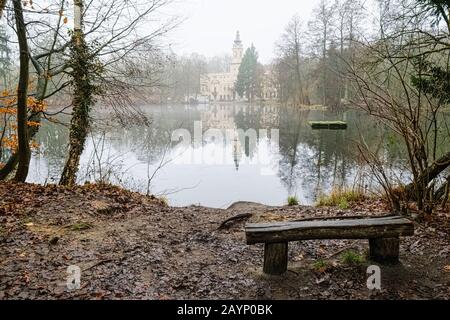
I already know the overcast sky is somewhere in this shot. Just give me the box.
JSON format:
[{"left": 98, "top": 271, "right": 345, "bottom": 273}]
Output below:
[{"left": 169, "top": 0, "right": 321, "bottom": 63}]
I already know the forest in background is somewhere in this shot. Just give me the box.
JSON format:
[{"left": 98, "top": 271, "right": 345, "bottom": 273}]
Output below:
[{"left": 0, "top": 0, "right": 449, "bottom": 216}]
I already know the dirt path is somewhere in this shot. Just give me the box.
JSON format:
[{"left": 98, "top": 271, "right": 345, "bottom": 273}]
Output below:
[{"left": 0, "top": 182, "right": 449, "bottom": 299}]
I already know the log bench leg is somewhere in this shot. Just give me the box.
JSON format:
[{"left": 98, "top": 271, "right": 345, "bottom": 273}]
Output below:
[
  {"left": 263, "top": 242, "right": 288, "bottom": 275},
  {"left": 369, "top": 237, "right": 400, "bottom": 263}
]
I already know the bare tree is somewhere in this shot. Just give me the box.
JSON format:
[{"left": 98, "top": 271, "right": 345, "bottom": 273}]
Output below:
[
  {"left": 59, "top": 0, "right": 179, "bottom": 186},
  {"left": 275, "top": 15, "right": 310, "bottom": 106},
  {"left": 308, "top": 0, "right": 335, "bottom": 106},
  {"left": 348, "top": 0, "right": 450, "bottom": 213},
  {"left": 0, "top": 0, "right": 73, "bottom": 180},
  {"left": 333, "top": 0, "right": 366, "bottom": 103}
]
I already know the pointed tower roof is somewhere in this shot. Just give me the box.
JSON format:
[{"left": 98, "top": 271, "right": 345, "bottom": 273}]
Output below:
[{"left": 234, "top": 31, "right": 242, "bottom": 46}]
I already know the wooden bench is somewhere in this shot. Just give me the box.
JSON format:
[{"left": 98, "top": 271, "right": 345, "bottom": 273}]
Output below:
[{"left": 245, "top": 215, "right": 414, "bottom": 275}]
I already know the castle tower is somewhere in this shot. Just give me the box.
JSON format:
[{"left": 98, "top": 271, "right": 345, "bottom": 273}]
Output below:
[{"left": 231, "top": 31, "right": 243, "bottom": 76}]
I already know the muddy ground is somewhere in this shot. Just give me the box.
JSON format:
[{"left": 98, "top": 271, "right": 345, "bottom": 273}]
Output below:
[{"left": 0, "top": 182, "right": 449, "bottom": 300}]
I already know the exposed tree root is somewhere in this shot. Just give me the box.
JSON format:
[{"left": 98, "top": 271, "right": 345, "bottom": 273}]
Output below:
[{"left": 217, "top": 213, "right": 252, "bottom": 230}]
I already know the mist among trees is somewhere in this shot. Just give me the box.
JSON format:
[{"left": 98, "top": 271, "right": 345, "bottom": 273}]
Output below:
[{"left": 0, "top": 0, "right": 449, "bottom": 213}]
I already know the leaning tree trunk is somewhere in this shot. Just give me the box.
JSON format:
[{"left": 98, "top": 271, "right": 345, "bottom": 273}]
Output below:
[
  {"left": 434, "top": 174, "right": 450, "bottom": 202},
  {"left": 13, "top": 0, "right": 31, "bottom": 182},
  {"left": 404, "top": 151, "right": 450, "bottom": 200},
  {"left": 0, "top": 153, "right": 19, "bottom": 180},
  {"left": 0, "top": 79, "right": 46, "bottom": 181},
  {"left": 59, "top": 0, "right": 93, "bottom": 187}
]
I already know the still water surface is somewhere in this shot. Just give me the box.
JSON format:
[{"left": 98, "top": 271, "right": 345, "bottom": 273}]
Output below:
[{"left": 28, "top": 104, "right": 412, "bottom": 208}]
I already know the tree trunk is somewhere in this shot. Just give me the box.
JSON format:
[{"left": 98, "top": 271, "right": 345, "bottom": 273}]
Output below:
[
  {"left": 0, "top": 9, "right": 56, "bottom": 181},
  {"left": 434, "top": 174, "right": 450, "bottom": 201},
  {"left": 0, "top": 153, "right": 19, "bottom": 180},
  {"left": 322, "top": 25, "right": 327, "bottom": 107},
  {"left": 0, "top": 96, "right": 43, "bottom": 180},
  {"left": 0, "top": 0, "right": 6, "bottom": 18},
  {"left": 59, "top": 0, "right": 93, "bottom": 187},
  {"left": 404, "top": 151, "right": 450, "bottom": 199},
  {"left": 13, "top": 0, "right": 31, "bottom": 182}
]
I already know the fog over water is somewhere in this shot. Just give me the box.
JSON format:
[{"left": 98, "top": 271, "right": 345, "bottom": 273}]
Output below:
[{"left": 27, "top": 104, "right": 425, "bottom": 208}]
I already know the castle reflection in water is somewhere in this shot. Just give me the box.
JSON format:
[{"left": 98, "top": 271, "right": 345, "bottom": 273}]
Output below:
[{"left": 29, "top": 103, "right": 425, "bottom": 207}]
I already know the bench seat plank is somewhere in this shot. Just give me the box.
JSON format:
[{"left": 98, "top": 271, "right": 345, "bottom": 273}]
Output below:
[{"left": 246, "top": 216, "right": 414, "bottom": 244}]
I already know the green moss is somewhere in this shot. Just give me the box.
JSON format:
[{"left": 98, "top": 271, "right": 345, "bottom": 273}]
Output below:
[
  {"left": 309, "top": 121, "right": 347, "bottom": 125},
  {"left": 309, "top": 121, "right": 347, "bottom": 130}
]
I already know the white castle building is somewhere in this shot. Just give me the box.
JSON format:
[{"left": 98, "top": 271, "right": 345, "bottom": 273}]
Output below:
[{"left": 199, "top": 31, "right": 278, "bottom": 103}]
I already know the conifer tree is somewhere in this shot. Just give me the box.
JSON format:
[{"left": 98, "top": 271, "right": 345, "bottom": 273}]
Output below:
[{"left": 235, "top": 45, "right": 262, "bottom": 102}]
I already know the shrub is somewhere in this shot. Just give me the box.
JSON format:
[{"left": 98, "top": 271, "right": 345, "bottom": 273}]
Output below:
[
  {"left": 341, "top": 250, "right": 364, "bottom": 265},
  {"left": 159, "top": 196, "right": 169, "bottom": 206},
  {"left": 338, "top": 198, "right": 349, "bottom": 210},
  {"left": 316, "top": 188, "right": 365, "bottom": 208},
  {"left": 287, "top": 196, "right": 299, "bottom": 206},
  {"left": 313, "top": 259, "right": 329, "bottom": 273}
]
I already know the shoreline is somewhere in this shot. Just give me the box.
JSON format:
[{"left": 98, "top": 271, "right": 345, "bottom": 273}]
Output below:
[
  {"left": 1, "top": 181, "right": 448, "bottom": 299},
  {"left": 45, "top": 101, "right": 333, "bottom": 111}
]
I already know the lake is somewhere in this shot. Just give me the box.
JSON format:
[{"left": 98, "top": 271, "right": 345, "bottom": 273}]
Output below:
[{"left": 28, "top": 104, "right": 419, "bottom": 208}]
